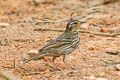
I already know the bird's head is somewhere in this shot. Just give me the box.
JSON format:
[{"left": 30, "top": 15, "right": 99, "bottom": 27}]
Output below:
[{"left": 65, "top": 19, "right": 81, "bottom": 32}]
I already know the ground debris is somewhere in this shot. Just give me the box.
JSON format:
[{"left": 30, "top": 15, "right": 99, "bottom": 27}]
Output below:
[{"left": 0, "top": 68, "right": 21, "bottom": 80}]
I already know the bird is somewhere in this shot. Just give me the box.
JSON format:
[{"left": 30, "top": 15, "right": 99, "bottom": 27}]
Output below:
[{"left": 22, "top": 19, "right": 82, "bottom": 68}]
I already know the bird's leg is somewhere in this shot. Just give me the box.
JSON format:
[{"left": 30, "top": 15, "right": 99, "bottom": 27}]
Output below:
[
  {"left": 52, "top": 57, "right": 58, "bottom": 68},
  {"left": 63, "top": 54, "right": 74, "bottom": 69},
  {"left": 51, "top": 57, "right": 63, "bottom": 71},
  {"left": 43, "top": 57, "right": 54, "bottom": 69},
  {"left": 52, "top": 57, "right": 56, "bottom": 63}
]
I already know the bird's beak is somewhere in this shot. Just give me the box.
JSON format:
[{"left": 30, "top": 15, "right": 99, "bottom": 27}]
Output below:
[{"left": 78, "top": 20, "right": 86, "bottom": 24}]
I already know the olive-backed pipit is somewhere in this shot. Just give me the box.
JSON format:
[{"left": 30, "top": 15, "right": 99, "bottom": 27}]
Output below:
[{"left": 22, "top": 19, "right": 81, "bottom": 68}]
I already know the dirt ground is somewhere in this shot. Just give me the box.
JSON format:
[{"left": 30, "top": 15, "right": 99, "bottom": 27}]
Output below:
[{"left": 0, "top": 0, "right": 120, "bottom": 80}]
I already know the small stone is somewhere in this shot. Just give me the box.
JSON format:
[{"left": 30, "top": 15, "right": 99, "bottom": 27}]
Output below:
[
  {"left": 89, "top": 75, "right": 96, "bottom": 80},
  {"left": 100, "top": 28, "right": 107, "bottom": 32},
  {"left": 0, "top": 38, "right": 11, "bottom": 46},
  {"left": 89, "top": 34, "right": 95, "bottom": 37},
  {"left": 88, "top": 46, "right": 95, "bottom": 50},
  {"left": 98, "top": 72, "right": 106, "bottom": 77},
  {"left": 33, "top": 0, "right": 44, "bottom": 6},
  {"left": 21, "top": 50, "right": 39, "bottom": 61},
  {"left": 96, "top": 77, "right": 107, "bottom": 80},
  {"left": 22, "top": 76, "right": 32, "bottom": 80},
  {"left": 116, "top": 64, "right": 120, "bottom": 71},
  {"left": 0, "top": 23, "right": 10, "bottom": 28}
]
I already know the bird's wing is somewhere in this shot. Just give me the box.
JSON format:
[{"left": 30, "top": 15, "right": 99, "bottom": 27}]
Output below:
[
  {"left": 22, "top": 41, "right": 72, "bottom": 64},
  {"left": 22, "top": 33, "right": 73, "bottom": 64},
  {"left": 40, "top": 32, "right": 74, "bottom": 51}
]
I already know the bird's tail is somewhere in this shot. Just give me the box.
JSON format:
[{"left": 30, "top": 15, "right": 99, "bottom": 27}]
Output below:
[{"left": 22, "top": 52, "right": 45, "bottom": 64}]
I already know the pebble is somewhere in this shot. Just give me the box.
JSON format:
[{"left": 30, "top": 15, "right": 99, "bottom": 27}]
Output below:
[
  {"left": 0, "top": 38, "right": 11, "bottom": 46},
  {"left": 33, "top": 0, "right": 44, "bottom": 5},
  {"left": 116, "top": 64, "right": 120, "bottom": 71},
  {"left": 0, "top": 23, "right": 10, "bottom": 28},
  {"left": 96, "top": 77, "right": 107, "bottom": 80},
  {"left": 89, "top": 76, "right": 96, "bottom": 80},
  {"left": 21, "top": 50, "right": 39, "bottom": 61},
  {"left": 83, "top": 76, "right": 107, "bottom": 80}
]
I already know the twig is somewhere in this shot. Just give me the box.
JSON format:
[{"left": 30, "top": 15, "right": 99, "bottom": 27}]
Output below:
[
  {"left": 103, "top": 0, "right": 119, "bottom": 4},
  {"left": 105, "top": 50, "right": 120, "bottom": 55},
  {"left": 25, "top": 72, "right": 41, "bottom": 75},
  {"left": 16, "top": 65, "right": 30, "bottom": 73},
  {"left": 78, "top": 15, "right": 93, "bottom": 22},
  {"left": 82, "top": 6, "right": 104, "bottom": 17},
  {"left": 34, "top": 28, "right": 64, "bottom": 32},
  {"left": 1, "top": 66, "right": 13, "bottom": 69},
  {"left": 11, "top": 5, "right": 104, "bottom": 25},
  {"left": 13, "top": 57, "right": 16, "bottom": 69},
  {"left": 78, "top": 30, "right": 120, "bottom": 37},
  {"left": 35, "top": 6, "right": 103, "bottom": 23},
  {"left": 35, "top": 18, "right": 70, "bottom": 23},
  {"left": 34, "top": 28, "right": 120, "bottom": 37},
  {"left": 35, "top": 14, "right": 93, "bottom": 23},
  {"left": 13, "top": 39, "right": 31, "bottom": 42},
  {"left": 0, "top": 69, "right": 21, "bottom": 80}
]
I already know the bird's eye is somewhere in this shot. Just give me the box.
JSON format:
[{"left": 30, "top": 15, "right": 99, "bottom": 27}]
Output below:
[{"left": 74, "top": 22, "right": 78, "bottom": 24}]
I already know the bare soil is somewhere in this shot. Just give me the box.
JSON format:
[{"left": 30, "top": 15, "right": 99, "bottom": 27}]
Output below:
[{"left": 0, "top": 0, "right": 120, "bottom": 80}]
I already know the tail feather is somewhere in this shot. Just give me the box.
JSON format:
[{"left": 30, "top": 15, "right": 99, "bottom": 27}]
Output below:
[{"left": 22, "top": 53, "right": 45, "bottom": 64}]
